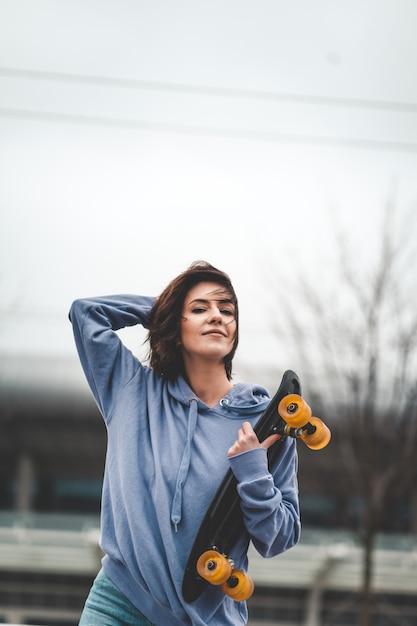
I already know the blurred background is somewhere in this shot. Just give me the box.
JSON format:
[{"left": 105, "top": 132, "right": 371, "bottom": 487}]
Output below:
[{"left": 1, "top": 1, "right": 416, "bottom": 624}]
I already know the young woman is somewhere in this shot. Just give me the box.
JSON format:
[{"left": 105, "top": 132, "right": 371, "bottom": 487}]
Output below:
[{"left": 69, "top": 261, "right": 300, "bottom": 626}]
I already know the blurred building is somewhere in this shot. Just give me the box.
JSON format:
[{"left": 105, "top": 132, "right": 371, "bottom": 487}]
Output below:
[{"left": 0, "top": 354, "right": 416, "bottom": 625}]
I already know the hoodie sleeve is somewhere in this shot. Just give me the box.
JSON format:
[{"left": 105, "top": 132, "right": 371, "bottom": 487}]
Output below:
[
  {"left": 69, "top": 295, "right": 155, "bottom": 420},
  {"left": 228, "top": 437, "right": 300, "bottom": 558}
]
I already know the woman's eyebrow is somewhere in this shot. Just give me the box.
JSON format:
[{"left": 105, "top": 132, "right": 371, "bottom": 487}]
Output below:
[
  {"left": 188, "top": 298, "right": 209, "bottom": 305},
  {"left": 188, "top": 298, "right": 234, "bottom": 305}
]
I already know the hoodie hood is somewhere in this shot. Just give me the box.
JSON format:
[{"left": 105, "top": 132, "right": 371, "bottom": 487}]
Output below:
[{"left": 167, "top": 375, "right": 270, "bottom": 415}]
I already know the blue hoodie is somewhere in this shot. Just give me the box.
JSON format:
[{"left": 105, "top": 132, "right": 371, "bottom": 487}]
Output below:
[{"left": 69, "top": 295, "right": 300, "bottom": 625}]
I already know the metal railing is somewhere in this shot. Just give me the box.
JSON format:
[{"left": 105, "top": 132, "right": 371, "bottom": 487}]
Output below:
[{"left": 0, "top": 514, "right": 416, "bottom": 625}]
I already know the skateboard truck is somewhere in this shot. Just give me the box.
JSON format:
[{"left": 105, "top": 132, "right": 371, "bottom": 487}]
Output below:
[
  {"left": 278, "top": 394, "right": 331, "bottom": 450},
  {"left": 196, "top": 549, "right": 254, "bottom": 601}
]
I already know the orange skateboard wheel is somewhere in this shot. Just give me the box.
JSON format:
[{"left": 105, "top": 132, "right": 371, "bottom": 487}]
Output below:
[
  {"left": 278, "top": 394, "right": 312, "bottom": 428},
  {"left": 221, "top": 569, "right": 254, "bottom": 601},
  {"left": 301, "top": 416, "right": 331, "bottom": 450},
  {"left": 197, "top": 550, "right": 232, "bottom": 584}
]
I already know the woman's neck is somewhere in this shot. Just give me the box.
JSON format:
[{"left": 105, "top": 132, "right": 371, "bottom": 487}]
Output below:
[{"left": 184, "top": 363, "right": 233, "bottom": 408}]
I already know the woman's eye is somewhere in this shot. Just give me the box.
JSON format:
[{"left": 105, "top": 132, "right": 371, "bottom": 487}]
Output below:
[
  {"left": 221, "top": 309, "right": 234, "bottom": 316},
  {"left": 191, "top": 307, "right": 206, "bottom": 314}
]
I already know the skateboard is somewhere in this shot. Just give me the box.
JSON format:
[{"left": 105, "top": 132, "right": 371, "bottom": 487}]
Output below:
[{"left": 182, "top": 370, "right": 330, "bottom": 603}]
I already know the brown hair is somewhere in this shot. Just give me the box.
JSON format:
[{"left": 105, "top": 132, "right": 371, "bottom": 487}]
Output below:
[{"left": 147, "top": 261, "right": 239, "bottom": 381}]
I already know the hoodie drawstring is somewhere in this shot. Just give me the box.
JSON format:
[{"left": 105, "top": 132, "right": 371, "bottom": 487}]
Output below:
[{"left": 171, "top": 397, "right": 198, "bottom": 531}]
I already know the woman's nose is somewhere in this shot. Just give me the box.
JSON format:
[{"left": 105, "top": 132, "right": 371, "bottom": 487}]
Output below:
[{"left": 209, "top": 308, "right": 222, "bottom": 322}]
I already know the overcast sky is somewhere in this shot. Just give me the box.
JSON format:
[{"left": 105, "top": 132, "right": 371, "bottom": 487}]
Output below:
[{"left": 1, "top": 0, "right": 417, "bottom": 391}]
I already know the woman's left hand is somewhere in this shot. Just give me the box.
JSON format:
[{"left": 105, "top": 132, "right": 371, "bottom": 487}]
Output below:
[{"left": 227, "top": 421, "right": 280, "bottom": 458}]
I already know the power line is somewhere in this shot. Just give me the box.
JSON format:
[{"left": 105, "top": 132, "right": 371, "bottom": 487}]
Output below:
[
  {"left": 1, "top": 106, "right": 417, "bottom": 154},
  {"left": 1, "top": 66, "right": 417, "bottom": 113}
]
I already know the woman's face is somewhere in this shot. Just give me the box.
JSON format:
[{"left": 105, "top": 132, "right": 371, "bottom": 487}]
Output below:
[{"left": 180, "top": 282, "right": 237, "bottom": 364}]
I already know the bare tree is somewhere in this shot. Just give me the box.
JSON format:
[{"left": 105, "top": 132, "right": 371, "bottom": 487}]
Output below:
[{"left": 266, "top": 201, "right": 417, "bottom": 626}]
